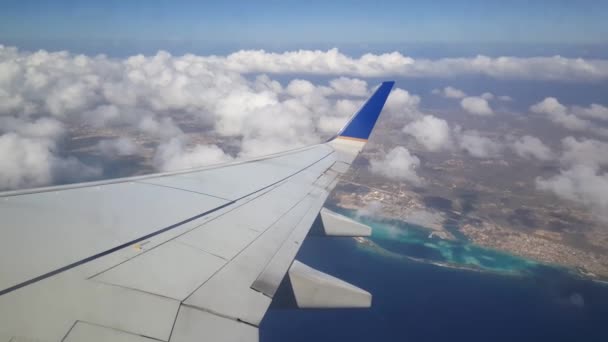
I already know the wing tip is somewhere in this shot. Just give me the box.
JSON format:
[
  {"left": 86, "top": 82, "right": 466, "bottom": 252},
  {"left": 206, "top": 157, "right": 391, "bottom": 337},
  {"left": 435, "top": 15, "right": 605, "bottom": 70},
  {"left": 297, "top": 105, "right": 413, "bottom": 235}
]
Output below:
[{"left": 332, "top": 81, "right": 395, "bottom": 142}]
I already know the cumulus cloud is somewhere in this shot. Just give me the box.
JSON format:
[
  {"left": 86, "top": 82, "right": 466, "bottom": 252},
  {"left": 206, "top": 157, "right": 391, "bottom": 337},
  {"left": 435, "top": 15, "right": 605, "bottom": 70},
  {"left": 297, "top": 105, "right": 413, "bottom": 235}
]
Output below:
[
  {"left": 402, "top": 115, "right": 452, "bottom": 151},
  {"left": 535, "top": 136, "right": 608, "bottom": 221},
  {"left": 433, "top": 86, "right": 466, "bottom": 99},
  {"left": 369, "top": 146, "right": 423, "bottom": 185},
  {"left": 153, "top": 137, "right": 233, "bottom": 171},
  {"left": 531, "top": 98, "right": 608, "bottom": 137},
  {"left": 435, "top": 88, "right": 513, "bottom": 105},
  {"left": 96, "top": 137, "right": 139, "bottom": 157},
  {"left": 460, "top": 96, "right": 494, "bottom": 116},
  {"left": 455, "top": 129, "right": 503, "bottom": 158},
  {"left": 328, "top": 77, "right": 369, "bottom": 97},
  {"left": 559, "top": 136, "right": 608, "bottom": 169},
  {"left": 383, "top": 88, "right": 421, "bottom": 117},
  {"left": 536, "top": 165, "right": 608, "bottom": 221},
  {"left": 510, "top": 135, "right": 554, "bottom": 161},
  {"left": 530, "top": 97, "right": 589, "bottom": 130},
  {"left": 0, "top": 133, "right": 100, "bottom": 189},
  {"left": 572, "top": 103, "right": 608, "bottom": 121},
  {"left": 0, "top": 117, "right": 65, "bottom": 140},
  {"left": 0, "top": 133, "right": 56, "bottom": 189},
  {"left": 0, "top": 116, "right": 101, "bottom": 188},
  {"left": 480, "top": 92, "right": 495, "bottom": 100},
  {"left": 480, "top": 92, "right": 512, "bottom": 102}
]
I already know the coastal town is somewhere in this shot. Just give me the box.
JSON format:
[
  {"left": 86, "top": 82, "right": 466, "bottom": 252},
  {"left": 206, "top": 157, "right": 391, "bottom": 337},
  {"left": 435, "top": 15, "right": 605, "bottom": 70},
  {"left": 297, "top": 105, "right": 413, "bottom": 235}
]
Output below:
[{"left": 330, "top": 168, "right": 608, "bottom": 280}]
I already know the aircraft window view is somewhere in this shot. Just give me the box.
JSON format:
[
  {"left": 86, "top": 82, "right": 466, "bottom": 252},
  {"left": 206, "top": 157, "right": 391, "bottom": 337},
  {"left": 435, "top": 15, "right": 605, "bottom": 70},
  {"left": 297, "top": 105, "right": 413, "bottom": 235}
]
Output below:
[{"left": 1, "top": 1, "right": 608, "bottom": 341}]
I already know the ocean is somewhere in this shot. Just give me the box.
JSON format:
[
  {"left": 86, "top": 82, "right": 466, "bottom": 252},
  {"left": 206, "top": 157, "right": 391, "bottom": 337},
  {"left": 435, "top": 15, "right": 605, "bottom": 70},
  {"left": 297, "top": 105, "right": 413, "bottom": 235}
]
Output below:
[{"left": 260, "top": 211, "right": 608, "bottom": 342}]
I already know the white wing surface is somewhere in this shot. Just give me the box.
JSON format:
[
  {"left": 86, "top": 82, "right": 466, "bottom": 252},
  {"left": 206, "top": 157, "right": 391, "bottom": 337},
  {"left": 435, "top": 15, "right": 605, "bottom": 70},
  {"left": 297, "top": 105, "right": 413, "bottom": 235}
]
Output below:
[{"left": 0, "top": 81, "right": 395, "bottom": 342}]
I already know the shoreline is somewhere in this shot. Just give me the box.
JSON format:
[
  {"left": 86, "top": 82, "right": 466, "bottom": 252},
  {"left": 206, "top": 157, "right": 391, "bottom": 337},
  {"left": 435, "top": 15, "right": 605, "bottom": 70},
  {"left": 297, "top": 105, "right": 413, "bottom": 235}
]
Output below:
[
  {"left": 352, "top": 236, "right": 528, "bottom": 278},
  {"left": 338, "top": 206, "right": 608, "bottom": 284}
]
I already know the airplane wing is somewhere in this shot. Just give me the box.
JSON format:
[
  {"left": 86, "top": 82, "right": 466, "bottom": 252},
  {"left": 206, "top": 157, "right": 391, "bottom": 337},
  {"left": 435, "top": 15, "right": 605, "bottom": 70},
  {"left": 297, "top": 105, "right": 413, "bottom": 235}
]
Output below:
[{"left": 0, "top": 81, "right": 395, "bottom": 342}]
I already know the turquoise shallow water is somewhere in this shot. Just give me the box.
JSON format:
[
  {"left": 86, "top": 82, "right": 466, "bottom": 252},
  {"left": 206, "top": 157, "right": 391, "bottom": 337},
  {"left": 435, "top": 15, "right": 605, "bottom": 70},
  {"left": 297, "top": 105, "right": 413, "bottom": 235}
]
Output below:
[{"left": 347, "top": 209, "right": 543, "bottom": 275}]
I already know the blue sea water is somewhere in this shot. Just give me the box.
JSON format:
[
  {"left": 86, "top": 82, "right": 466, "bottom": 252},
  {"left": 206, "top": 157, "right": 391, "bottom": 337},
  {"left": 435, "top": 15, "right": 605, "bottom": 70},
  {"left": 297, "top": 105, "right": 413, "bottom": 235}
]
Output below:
[{"left": 260, "top": 212, "right": 608, "bottom": 342}]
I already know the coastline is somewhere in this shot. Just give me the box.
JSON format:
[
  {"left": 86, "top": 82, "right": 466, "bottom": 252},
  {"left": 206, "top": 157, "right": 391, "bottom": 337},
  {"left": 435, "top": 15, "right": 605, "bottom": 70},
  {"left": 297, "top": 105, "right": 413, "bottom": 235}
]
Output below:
[{"left": 333, "top": 204, "right": 608, "bottom": 284}]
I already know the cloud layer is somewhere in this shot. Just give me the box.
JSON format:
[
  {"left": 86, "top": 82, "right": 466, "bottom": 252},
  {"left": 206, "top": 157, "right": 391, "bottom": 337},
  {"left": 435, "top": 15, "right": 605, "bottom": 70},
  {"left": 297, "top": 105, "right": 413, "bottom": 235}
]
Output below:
[
  {"left": 0, "top": 46, "right": 389, "bottom": 189},
  {"left": 1, "top": 44, "right": 608, "bottom": 225},
  {"left": 213, "top": 48, "right": 608, "bottom": 81}
]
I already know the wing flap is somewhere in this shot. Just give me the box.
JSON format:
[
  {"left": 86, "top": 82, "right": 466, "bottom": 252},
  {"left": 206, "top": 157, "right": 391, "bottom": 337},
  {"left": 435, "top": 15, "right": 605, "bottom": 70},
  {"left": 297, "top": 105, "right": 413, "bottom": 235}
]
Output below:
[
  {"left": 251, "top": 187, "right": 328, "bottom": 297},
  {"left": 289, "top": 260, "right": 371, "bottom": 308}
]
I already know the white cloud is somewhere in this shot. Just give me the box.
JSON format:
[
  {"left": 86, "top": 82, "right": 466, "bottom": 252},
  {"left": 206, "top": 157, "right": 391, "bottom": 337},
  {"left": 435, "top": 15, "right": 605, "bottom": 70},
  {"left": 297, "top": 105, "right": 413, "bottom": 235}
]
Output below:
[
  {"left": 572, "top": 103, "right": 608, "bottom": 121},
  {"left": 480, "top": 92, "right": 495, "bottom": 100},
  {"left": 213, "top": 48, "right": 608, "bottom": 81},
  {"left": 97, "top": 137, "right": 139, "bottom": 157},
  {"left": 138, "top": 116, "right": 183, "bottom": 139},
  {"left": 328, "top": 77, "right": 369, "bottom": 97},
  {"left": 383, "top": 88, "right": 421, "bottom": 117},
  {"left": 535, "top": 136, "right": 608, "bottom": 221},
  {"left": 402, "top": 115, "right": 452, "bottom": 151},
  {"left": 434, "top": 86, "right": 466, "bottom": 99},
  {"left": 0, "top": 117, "right": 65, "bottom": 140},
  {"left": 456, "top": 130, "right": 503, "bottom": 158},
  {"left": 285, "top": 79, "right": 317, "bottom": 97},
  {"left": 369, "top": 146, "right": 422, "bottom": 185},
  {"left": 530, "top": 97, "right": 589, "bottom": 131},
  {"left": 480, "top": 92, "right": 512, "bottom": 101},
  {"left": 437, "top": 88, "right": 513, "bottom": 104},
  {"left": 559, "top": 136, "right": 608, "bottom": 169},
  {"left": 318, "top": 116, "right": 349, "bottom": 134},
  {"left": 530, "top": 97, "right": 567, "bottom": 115},
  {"left": 153, "top": 137, "right": 233, "bottom": 171},
  {"left": 0, "top": 133, "right": 100, "bottom": 189},
  {"left": 0, "top": 133, "right": 55, "bottom": 189},
  {"left": 510, "top": 135, "right": 554, "bottom": 161},
  {"left": 460, "top": 96, "right": 494, "bottom": 116},
  {"left": 536, "top": 165, "right": 608, "bottom": 222}
]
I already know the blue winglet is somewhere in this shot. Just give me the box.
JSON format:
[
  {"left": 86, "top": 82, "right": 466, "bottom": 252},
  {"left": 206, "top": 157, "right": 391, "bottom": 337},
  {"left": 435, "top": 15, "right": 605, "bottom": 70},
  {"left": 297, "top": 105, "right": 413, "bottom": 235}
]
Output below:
[{"left": 334, "top": 81, "right": 395, "bottom": 141}]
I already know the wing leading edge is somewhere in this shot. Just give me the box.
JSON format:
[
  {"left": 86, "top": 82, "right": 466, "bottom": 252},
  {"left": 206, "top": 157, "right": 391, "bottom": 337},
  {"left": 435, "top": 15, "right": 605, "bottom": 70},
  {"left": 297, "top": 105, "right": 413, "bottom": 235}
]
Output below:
[{"left": 0, "top": 81, "right": 395, "bottom": 341}]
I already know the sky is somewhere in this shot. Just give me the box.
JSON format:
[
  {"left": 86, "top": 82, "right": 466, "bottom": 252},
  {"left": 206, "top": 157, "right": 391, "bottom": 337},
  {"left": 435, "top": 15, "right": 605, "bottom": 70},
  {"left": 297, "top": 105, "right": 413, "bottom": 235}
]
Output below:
[{"left": 1, "top": 0, "right": 607, "bottom": 56}]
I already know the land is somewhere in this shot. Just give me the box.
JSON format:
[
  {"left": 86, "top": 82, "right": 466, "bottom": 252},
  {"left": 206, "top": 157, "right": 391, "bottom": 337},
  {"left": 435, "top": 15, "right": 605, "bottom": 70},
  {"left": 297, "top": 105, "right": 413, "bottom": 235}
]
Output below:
[{"left": 329, "top": 115, "right": 608, "bottom": 280}]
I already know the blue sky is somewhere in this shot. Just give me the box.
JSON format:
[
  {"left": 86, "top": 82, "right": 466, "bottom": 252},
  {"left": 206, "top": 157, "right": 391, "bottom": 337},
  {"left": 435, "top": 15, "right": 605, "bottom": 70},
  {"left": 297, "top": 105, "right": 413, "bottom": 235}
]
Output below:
[{"left": 1, "top": 0, "right": 607, "bottom": 52}]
